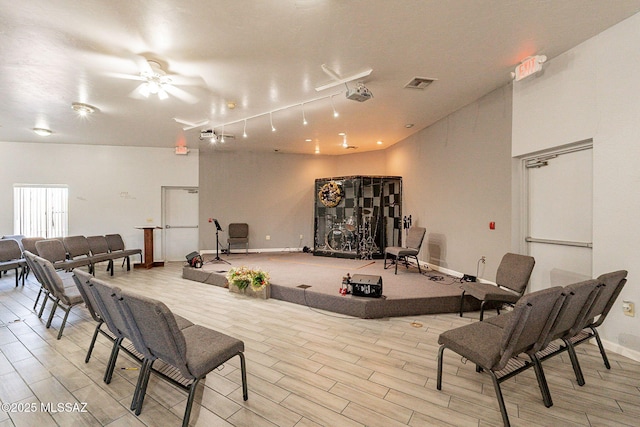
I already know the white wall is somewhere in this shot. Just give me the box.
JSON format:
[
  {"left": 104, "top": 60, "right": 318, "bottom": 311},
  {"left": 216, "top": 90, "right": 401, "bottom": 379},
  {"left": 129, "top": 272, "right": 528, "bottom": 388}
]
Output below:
[
  {"left": 512, "top": 13, "right": 640, "bottom": 358},
  {"left": 386, "top": 86, "right": 513, "bottom": 280},
  {"left": 0, "top": 142, "right": 198, "bottom": 258}
]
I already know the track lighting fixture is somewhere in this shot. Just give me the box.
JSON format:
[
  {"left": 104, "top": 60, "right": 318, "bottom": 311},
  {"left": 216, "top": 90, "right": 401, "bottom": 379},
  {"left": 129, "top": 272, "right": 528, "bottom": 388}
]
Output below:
[{"left": 203, "top": 90, "right": 350, "bottom": 140}]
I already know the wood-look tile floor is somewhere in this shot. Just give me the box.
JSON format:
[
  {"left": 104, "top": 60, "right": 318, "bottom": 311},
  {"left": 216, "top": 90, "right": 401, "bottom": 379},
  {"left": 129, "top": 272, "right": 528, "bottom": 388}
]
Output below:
[{"left": 0, "top": 262, "right": 639, "bottom": 426}]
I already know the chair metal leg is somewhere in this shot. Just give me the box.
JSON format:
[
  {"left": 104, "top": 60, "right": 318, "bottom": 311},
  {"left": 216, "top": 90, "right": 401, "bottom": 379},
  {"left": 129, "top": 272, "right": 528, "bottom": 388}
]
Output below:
[
  {"left": 38, "top": 291, "right": 50, "bottom": 318},
  {"left": 239, "top": 352, "right": 248, "bottom": 400},
  {"left": 46, "top": 298, "right": 60, "bottom": 328},
  {"left": 414, "top": 255, "right": 422, "bottom": 274},
  {"left": 33, "top": 286, "right": 44, "bottom": 310},
  {"left": 134, "top": 359, "right": 155, "bottom": 415},
  {"left": 479, "top": 300, "right": 487, "bottom": 321},
  {"left": 57, "top": 306, "right": 72, "bottom": 339},
  {"left": 591, "top": 327, "right": 611, "bottom": 369},
  {"left": 436, "top": 345, "right": 445, "bottom": 390},
  {"left": 530, "top": 353, "right": 553, "bottom": 407},
  {"left": 105, "top": 337, "right": 123, "bottom": 383},
  {"left": 459, "top": 291, "right": 466, "bottom": 317},
  {"left": 563, "top": 339, "right": 586, "bottom": 386},
  {"left": 182, "top": 378, "right": 201, "bottom": 427},
  {"left": 489, "top": 371, "right": 511, "bottom": 427},
  {"left": 85, "top": 323, "right": 103, "bottom": 363}
]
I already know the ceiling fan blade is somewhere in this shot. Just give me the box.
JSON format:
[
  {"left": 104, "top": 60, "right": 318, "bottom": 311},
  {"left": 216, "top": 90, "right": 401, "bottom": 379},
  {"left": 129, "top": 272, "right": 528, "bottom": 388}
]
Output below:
[
  {"left": 174, "top": 118, "right": 210, "bottom": 130},
  {"left": 128, "top": 83, "right": 149, "bottom": 99},
  {"left": 103, "top": 71, "right": 145, "bottom": 81},
  {"left": 164, "top": 84, "right": 199, "bottom": 104}
]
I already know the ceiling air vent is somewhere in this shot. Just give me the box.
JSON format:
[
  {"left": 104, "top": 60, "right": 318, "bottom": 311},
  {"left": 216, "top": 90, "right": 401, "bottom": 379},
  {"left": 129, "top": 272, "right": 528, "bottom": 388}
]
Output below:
[{"left": 404, "top": 77, "right": 436, "bottom": 90}]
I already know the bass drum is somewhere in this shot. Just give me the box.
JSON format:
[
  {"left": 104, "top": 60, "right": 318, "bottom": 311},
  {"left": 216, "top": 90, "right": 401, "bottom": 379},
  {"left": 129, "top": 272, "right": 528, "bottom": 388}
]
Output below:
[{"left": 326, "top": 227, "right": 355, "bottom": 252}]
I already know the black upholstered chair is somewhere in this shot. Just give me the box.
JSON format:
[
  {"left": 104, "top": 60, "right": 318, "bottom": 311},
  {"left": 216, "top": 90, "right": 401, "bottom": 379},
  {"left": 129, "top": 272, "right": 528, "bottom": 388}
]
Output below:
[
  {"left": 459, "top": 252, "right": 535, "bottom": 320},
  {"left": 437, "top": 286, "right": 565, "bottom": 427},
  {"left": 105, "top": 234, "right": 142, "bottom": 270},
  {"left": 114, "top": 288, "right": 248, "bottom": 426},
  {"left": 383, "top": 226, "right": 426, "bottom": 274},
  {"left": 227, "top": 223, "right": 249, "bottom": 254},
  {"left": 0, "top": 238, "right": 27, "bottom": 287}
]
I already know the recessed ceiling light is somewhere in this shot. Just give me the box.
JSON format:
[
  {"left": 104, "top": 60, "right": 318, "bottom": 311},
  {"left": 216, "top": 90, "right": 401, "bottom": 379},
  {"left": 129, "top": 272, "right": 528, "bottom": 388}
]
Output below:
[
  {"left": 305, "top": 139, "right": 312, "bottom": 142},
  {"left": 71, "top": 102, "right": 97, "bottom": 116},
  {"left": 33, "top": 128, "right": 52, "bottom": 136},
  {"left": 405, "top": 123, "right": 414, "bottom": 128},
  {"left": 377, "top": 140, "right": 383, "bottom": 145}
]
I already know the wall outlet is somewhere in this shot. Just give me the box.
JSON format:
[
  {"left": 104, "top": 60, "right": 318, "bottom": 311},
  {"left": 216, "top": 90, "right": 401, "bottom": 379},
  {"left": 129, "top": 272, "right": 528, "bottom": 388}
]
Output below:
[
  {"left": 299, "top": 234, "right": 303, "bottom": 239},
  {"left": 266, "top": 235, "right": 271, "bottom": 240},
  {"left": 623, "top": 301, "right": 635, "bottom": 317}
]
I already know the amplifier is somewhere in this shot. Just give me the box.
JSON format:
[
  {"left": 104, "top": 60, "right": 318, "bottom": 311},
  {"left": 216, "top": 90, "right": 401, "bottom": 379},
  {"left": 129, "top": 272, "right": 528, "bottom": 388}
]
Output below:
[{"left": 350, "top": 274, "right": 383, "bottom": 298}]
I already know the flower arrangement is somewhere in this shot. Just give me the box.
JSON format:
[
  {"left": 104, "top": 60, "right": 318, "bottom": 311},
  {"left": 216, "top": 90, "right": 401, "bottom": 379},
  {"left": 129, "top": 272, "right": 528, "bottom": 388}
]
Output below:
[{"left": 226, "top": 266, "right": 270, "bottom": 291}]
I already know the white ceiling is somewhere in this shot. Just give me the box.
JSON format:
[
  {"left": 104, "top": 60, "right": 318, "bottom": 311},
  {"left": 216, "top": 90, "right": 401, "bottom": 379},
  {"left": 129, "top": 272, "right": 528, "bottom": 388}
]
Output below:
[{"left": 2, "top": 0, "right": 640, "bottom": 156}]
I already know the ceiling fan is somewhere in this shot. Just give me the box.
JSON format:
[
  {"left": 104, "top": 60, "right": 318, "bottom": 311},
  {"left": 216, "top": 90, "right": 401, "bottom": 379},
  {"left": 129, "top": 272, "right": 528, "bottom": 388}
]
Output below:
[{"left": 108, "top": 57, "right": 203, "bottom": 104}]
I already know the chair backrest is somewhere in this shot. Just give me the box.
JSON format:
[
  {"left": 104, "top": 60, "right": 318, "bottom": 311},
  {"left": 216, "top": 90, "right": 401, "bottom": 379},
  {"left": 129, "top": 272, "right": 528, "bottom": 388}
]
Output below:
[
  {"left": 0, "top": 239, "right": 23, "bottom": 261},
  {"left": 23, "top": 251, "right": 44, "bottom": 285},
  {"left": 228, "top": 223, "right": 249, "bottom": 239},
  {"left": 495, "top": 286, "right": 564, "bottom": 370},
  {"left": 21, "top": 237, "right": 44, "bottom": 255},
  {"left": 536, "top": 279, "right": 601, "bottom": 351},
  {"left": 63, "top": 236, "right": 92, "bottom": 259},
  {"left": 72, "top": 269, "right": 102, "bottom": 323},
  {"left": 33, "top": 255, "right": 68, "bottom": 297},
  {"left": 86, "top": 236, "right": 110, "bottom": 256},
  {"left": 35, "top": 239, "right": 68, "bottom": 263},
  {"left": 2, "top": 235, "right": 25, "bottom": 252},
  {"left": 578, "top": 270, "right": 628, "bottom": 331},
  {"left": 405, "top": 227, "right": 426, "bottom": 250},
  {"left": 105, "top": 234, "right": 126, "bottom": 252},
  {"left": 86, "top": 277, "right": 130, "bottom": 341},
  {"left": 495, "top": 253, "right": 536, "bottom": 295},
  {"left": 116, "top": 289, "right": 191, "bottom": 378}
]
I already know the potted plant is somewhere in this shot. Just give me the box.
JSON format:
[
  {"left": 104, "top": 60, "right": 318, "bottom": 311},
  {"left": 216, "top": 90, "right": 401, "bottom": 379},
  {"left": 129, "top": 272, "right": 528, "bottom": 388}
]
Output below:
[{"left": 226, "top": 266, "right": 270, "bottom": 299}]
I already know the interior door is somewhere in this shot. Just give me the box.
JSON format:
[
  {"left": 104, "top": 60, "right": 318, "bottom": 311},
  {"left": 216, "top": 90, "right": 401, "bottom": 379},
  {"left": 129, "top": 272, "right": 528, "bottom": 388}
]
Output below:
[
  {"left": 162, "top": 187, "right": 199, "bottom": 262},
  {"left": 525, "top": 143, "right": 593, "bottom": 292}
]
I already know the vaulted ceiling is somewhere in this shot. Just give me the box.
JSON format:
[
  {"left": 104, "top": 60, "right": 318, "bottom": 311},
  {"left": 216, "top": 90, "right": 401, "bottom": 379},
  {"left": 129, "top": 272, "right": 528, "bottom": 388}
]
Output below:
[{"left": 2, "top": 0, "right": 639, "bottom": 155}]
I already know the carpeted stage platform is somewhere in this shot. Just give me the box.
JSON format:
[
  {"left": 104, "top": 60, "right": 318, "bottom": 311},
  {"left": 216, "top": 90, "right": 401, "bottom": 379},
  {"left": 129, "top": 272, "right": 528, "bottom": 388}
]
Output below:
[{"left": 183, "top": 252, "right": 481, "bottom": 319}]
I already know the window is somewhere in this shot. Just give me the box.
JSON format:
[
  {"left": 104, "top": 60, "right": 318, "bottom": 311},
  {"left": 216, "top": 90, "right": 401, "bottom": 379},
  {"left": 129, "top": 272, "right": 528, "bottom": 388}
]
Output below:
[{"left": 14, "top": 185, "right": 69, "bottom": 238}]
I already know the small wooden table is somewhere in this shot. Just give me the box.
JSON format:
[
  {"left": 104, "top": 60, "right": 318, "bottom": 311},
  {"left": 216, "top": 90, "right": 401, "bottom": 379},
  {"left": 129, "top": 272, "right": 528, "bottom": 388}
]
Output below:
[{"left": 134, "top": 226, "right": 164, "bottom": 269}]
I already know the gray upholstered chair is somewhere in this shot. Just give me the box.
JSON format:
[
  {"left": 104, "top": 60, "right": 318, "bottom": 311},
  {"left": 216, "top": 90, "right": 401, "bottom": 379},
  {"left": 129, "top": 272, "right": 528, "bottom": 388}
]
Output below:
[
  {"left": 114, "top": 288, "right": 248, "bottom": 426},
  {"left": 437, "top": 286, "right": 565, "bottom": 427},
  {"left": 35, "top": 238, "right": 93, "bottom": 272},
  {"left": 459, "top": 252, "right": 535, "bottom": 321},
  {"left": 487, "top": 279, "right": 601, "bottom": 399},
  {"left": 32, "top": 254, "right": 85, "bottom": 339},
  {"left": 63, "top": 235, "right": 112, "bottom": 275},
  {"left": 105, "top": 234, "right": 142, "bottom": 270},
  {"left": 563, "top": 270, "right": 627, "bottom": 374},
  {"left": 80, "top": 274, "right": 194, "bottom": 391},
  {"left": 227, "top": 223, "right": 249, "bottom": 254},
  {"left": 21, "top": 237, "right": 44, "bottom": 255},
  {"left": 383, "top": 226, "right": 426, "bottom": 274},
  {"left": 0, "top": 238, "right": 27, "bottom": 287}
]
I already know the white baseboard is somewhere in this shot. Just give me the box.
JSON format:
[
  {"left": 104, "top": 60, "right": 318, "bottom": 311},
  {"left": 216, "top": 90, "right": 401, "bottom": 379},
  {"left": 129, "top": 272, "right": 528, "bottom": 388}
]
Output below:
[
  {"left": 600, "top": 338, "right": 640, "bottom": 363},
  {"left": 200, "top": 247, "right": 303, "bottom": 255}
]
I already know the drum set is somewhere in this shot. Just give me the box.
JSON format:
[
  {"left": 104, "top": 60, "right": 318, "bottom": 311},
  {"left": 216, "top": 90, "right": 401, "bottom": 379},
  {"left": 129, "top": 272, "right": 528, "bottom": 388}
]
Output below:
[{"left": 323, "top": 211, "right": 379, "bottom": 258}]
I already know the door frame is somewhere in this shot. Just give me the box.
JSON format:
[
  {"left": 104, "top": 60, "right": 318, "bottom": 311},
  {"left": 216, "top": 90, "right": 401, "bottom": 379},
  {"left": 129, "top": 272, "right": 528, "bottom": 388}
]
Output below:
[
  {"left": 519, "top": 138, "right": 593, "bottom": 255},
  {"left": 161, "top": 186, "right": 199, "bottom": 261}
]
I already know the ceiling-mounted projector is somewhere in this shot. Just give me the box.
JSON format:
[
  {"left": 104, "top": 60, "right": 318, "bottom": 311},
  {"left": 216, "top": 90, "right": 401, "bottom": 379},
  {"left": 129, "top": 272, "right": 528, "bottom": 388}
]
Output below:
[
  {"left": 346, "top": 83, "right": 372, "bottom": 102},
  {"left": 200, "top": 129, "right": 215, "bottom": 140}
]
